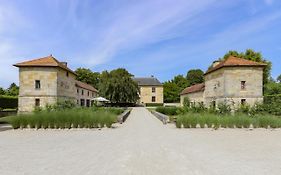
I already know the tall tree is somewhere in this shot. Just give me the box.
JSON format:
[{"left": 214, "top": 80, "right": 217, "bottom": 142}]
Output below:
[
  {"left": 75, "top": 68, "right": 100, "bottom": 88},
  {"left": 277, "top": 74, "right": 281, "bottom": 83},
  {"left": 6, "top": 83, "right": 19, "bottom": 96},
  {"left": 99, "top": 68, "right": 139, "bottom": 104},
  {"left": 0, "top": 87, "right": 5, "bottom": 95},
  {"left": 186, "top": 69, "right": 204, "bottom": 86},
  {"left": 163, "top": 81, "right": 180, "bottom": 103},
  {"left": 222, "top": 49, "right": 271, "bottom": 85}
]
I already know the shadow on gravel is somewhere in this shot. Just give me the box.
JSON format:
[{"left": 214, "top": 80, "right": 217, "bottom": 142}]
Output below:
[{"left": 0, "top": 124, "right": 12, "bottom": 132}]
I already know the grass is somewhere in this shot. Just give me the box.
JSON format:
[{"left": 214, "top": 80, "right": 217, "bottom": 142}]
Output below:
[
  {"left": 8, "top": 108, "right": 122, "bottom": 129},
  {"left": 176, "top": 112, "right": 281, "bottom": 129}
]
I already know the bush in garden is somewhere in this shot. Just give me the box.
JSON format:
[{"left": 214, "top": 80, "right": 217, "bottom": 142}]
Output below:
[{"left": 217, "top": 102, "right": 231, "bottom": 115}]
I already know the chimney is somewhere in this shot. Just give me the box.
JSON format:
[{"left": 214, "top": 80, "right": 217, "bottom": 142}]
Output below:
[
  {"left": 212, "top": 60, "right": 221, "bottom": 68},
  {"left": 151, "top": 75, "right": 154, "bottom": 78},
  {"left": 61, "top": 62, "right": 67, "bottom": 67}
]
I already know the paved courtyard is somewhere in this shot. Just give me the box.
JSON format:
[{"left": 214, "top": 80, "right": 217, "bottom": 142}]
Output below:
[{"left": 0, "top": 107, "right": 281, "bottom": 175}]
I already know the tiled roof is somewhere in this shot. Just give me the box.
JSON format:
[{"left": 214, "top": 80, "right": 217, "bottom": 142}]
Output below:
[
  {"left": 13, "top": 55, "right": 77, "bottom": 75},
  {"left": 75, "top": 81, "right": 98, "bottom": 92},
  {"left": 205, "top": 56, "right": 267, "bottom": 75},
  {"left": 133, "top": 77, "right": 162, "bottom": 86},
  {"left": 180, "top": 83, "right": 205, "bottom": 95}
]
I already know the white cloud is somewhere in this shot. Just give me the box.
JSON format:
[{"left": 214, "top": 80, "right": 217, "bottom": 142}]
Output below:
[{"left": 264, "top": 0, "right": 274, "bottom": 5}]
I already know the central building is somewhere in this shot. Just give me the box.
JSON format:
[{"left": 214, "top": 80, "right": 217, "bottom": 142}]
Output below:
[{"left": 133, "top": 76, "right": 163, "bottom": 106}]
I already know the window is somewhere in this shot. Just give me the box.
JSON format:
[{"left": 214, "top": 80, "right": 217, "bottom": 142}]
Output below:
[
  {"left": 80, "top": 99, "right": 85, "bottom": 106},
  {"left": 77, "top": 89, "right": 79, "bottom": 94},
  {"left": 241, "top": 99, "right": 246, "bottom": 105},
  {"left": 35, "top": 99, "right": 40, "bottom": 107},
  {"left": 82, "top": 90, "right": 84, "bottom": 95},
  {"left": 35, "top": 80, "right": 41, "bottom": 89},
  {"left": 152, "top": 87, "right": 156, "bottom": 93},
  {"left": 88, "top": 91, "right": 90, "bottom": 96},
  {"left": 152, "top": 96, "right": 156, "bottom": 102},
  {"left": 92, "top": 92, "right": 94, "bottom": 97},
  {"left": 212, "top": 101, "right": 216, "bottom": 109},
  {"left": 86, "top": 100, "right": 90, "bottom": 107},
  {"left": 66, "top": 72, "right": 69, "bottom": 77},
  {"left": 241, "top": 81, "right": 246, "bottom": 90}
]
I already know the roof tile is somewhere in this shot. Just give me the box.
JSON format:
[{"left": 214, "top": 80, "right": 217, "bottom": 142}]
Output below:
[{"left": 180, "top": 83, "right": 205, "bottom": 95}]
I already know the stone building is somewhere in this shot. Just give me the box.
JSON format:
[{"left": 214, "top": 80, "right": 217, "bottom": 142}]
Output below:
[
  {"left": 180, "top": 56, "right": 266, "bottom": 108},
  {"left": 133, "top": 77, "right": 163, "bottom": 106},
  {"left": 14, "top": 55, "right": 98, "bottom": 113}
]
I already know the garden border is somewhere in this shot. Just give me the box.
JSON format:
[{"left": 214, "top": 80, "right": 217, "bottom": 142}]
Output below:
[
  {"left": 151, "top": 110, "right": 169, "bottom": 124},
  {"left": 117, "top": 109, "right": 131, "bottom": 124}
]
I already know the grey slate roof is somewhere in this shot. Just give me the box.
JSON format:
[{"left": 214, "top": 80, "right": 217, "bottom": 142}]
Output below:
[{"left": 133, "top": 77, "right": 162, "bottom": 86}]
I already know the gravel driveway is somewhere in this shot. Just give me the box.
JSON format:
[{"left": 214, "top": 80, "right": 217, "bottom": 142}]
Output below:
[{"left": 0, "top": 107, "right": 280, "bottom": 175}]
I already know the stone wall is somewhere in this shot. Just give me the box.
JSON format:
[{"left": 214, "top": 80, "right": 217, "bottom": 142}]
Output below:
[
  {"left": 57, "top": 68, "right": 76, "bottom": 101},
  {"left": 180, "top": 91, "right": 204, "bottom": 106},
  {"left": 76, "top": 86, "right": 98, "bottom": 107},
  {"left": 139, "top": 86, "right": 163, "bottom": 104},
  {"left": 18, "top": 67, "right": 58, "bottom": 112}
]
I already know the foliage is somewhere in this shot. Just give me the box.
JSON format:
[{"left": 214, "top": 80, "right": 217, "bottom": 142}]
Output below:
[
  {"left": 277, "top": 74, "right": 281, "bottom": 83},
  {"left": 9, "top": 108, "right": 119, "bottom": 129},
  {"left": 183, "top": 97, "right": 190, "bottom": 108},
  {"left": 0, "top": 95, "right": 18, "bottom": 109},
  {"left": 264, "top": 82, "right": 281, "bottom": 95},
  {"left": 0, "top": 83, "right": 19, "bottom": 97},
  {"left": 217, "top": 102, "right": 232, "bottom": 115},
  {"left": 263, "top": 95, "right": 281, "bottom": 116},
  {"left": 75, "top": 68, "right": 100, "bottom": 88},
  {"left": 99, "top": 68, "right": 139, "bottom": 104},
  {"left": 145, "top": 103, "right": 163, "bottom": 107},
  {"left": 156, "top": 107, "right": 179, "bottom": 116},
  {"left": 163, "top": 81, "right": 180, "bottom": 103},
  {"left": 176, "top": 113, "right": 281, "bottom": 129},
  {"left": 186, "top": 69, "right": 204, "bottom": 86}
]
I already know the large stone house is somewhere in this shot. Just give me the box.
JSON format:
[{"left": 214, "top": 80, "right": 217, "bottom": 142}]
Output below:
[
  {"left": 180, "top": 56, "right": 267, "bottom": 108},
  {"left": 133, "top": 77, "right": 163, "bottom": 106},
  {"left": 14, "top": 55, "right": 98, "bottom": 113}
]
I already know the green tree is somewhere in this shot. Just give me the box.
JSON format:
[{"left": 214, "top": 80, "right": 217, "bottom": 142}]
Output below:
[
  {"left": 0, "top": 87, "right": 5, "bottom": 95},
  {"left": 172, "top": 75, "right": 189, "bottom": 89},
  {"left": 186, "top": 69, "right": 204, "bottom": 86},
  {"left": 264, "top": 82, "right": 281, "bottom": 95},
  {"left": 6, "top": 83, "right": 19, "bottom": 96},
  {"left": 163, "top": 81, "right": 180, "bottom": 103},
  {"left": 222, "top": 49, "right": 271, "bottom": 85},
  {"left": 75, "top": 68, "right": 100, "bottom": 88},
  {"left": 277, "top": 74, "right": 281, "bottom": 83},
  {"left": 98, "top": 68, "right": 139, "bottom": 104}
]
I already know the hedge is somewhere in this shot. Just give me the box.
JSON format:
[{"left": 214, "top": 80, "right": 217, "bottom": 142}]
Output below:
[
  {"left": 145, "top": 103, "right": 163, "bottom": 107},
  {"left": 264, "top": 95, "right": 281, "bottom": 116},
  {"left": 0, "top": 96, "right": 18, "bottom": 109}
]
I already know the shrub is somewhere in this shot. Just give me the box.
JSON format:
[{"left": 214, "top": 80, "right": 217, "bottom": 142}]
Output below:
[
  {"left": 0, "top": 95, "right": 18, "bottom": 109},
  {"left": 183, "top": 97, "right": 190, "bottom": 108},
  {"left": 155, "top": 107, "right": 179, "bottom": 116},
  {"left": 146, "top": 103, "right": 163, "bottom": 107},
  {"left": 217, "top": 102, "right": 231, "bottom": 115}
]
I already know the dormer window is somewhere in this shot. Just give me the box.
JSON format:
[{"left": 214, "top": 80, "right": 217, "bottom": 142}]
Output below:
[{"left": 241, "top": 81, "right": 246, "bottom": 90}]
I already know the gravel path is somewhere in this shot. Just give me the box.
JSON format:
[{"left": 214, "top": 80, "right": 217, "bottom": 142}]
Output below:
[{"left": 0, "top": 107, "right": 281, "bottom": 175}]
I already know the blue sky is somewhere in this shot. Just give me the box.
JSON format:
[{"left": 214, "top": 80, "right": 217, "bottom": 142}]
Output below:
[{"left": 0, "top": 0, "right": 281, "bottom": 88}]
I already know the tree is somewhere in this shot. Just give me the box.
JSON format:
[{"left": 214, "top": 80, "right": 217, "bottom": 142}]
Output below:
[
  {"left": 222, "top": 49, "right": 272, "bottom": 85},
  {"left": 186, "top": 69, "right": 204, "bottom": 86},
  {"left": 264, "top": 82, "right": 281, "bottom": 95},
  {"left": 163, "top": 81, "right": 180, "bottom": 103},
  {"left": 277, "top": 74, "right": 281, "bottom": 83},
  {"left": 0, "top": 87, "right": 5, "bottom": 95},
  {"left": 98, "top": 68, "right": 139, "bottom": 104},
  {"left": 6, "top": 83, "right": 19, "bottom": 96},
  {"left": 75, "top": 68, "right": 100, "bottom": 88},
  {"left": 172, "top": 75, "right": 189, "bottom": 90}
]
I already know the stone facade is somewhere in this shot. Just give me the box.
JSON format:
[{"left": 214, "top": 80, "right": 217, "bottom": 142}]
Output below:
[
  {"left": 76, "top": 83, "right": 98, "bottom": 107},
  {"left": 204, "top": 67, "right": 264, "bottom": 108},
  {"left": 180, "top": 56, "right": 266, "bottom": 109},
  {"left": 133, "top": 77, "right": 164, "bottom": 105},
  {"left": 139, "top": 86, "right": 163, "bottom": 105},
  {"left": 14, "top": 56, "right": 98, "bottom": 113}
]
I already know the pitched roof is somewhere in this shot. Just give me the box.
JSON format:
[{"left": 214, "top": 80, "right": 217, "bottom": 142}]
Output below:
[
  {"left": 133, "top": 77, "right": 162, "bottom": 86},
  {"left": 75, "top": 81, "right": 98, "bottom": 92},
  {"left": 180, "top": 83, "right": 205, "bottom": 95},
  {"left": 13, "top": 55, "right": 77, "bottom": 75},
  {"left": 205, "top": 56, "right": 267, "bottom": 75}
]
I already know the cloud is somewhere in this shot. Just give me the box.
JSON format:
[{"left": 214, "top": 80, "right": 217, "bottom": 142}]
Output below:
[
  {"left": 79, "top": 0, "right": 218, "bottom": 66},
  {"left": 264, "top": 0, "right": 274, "bottom": 5}
]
